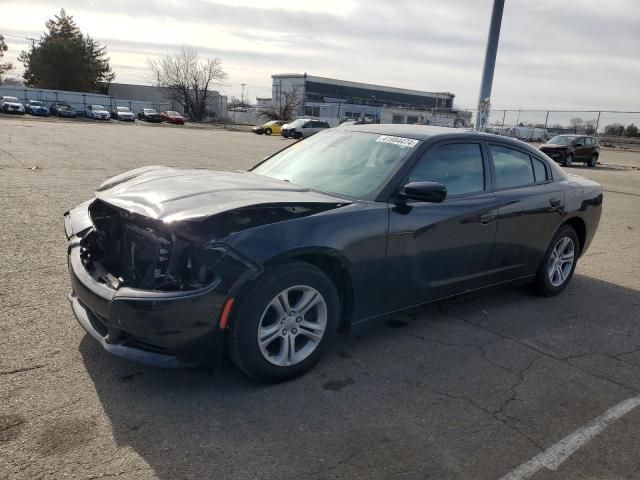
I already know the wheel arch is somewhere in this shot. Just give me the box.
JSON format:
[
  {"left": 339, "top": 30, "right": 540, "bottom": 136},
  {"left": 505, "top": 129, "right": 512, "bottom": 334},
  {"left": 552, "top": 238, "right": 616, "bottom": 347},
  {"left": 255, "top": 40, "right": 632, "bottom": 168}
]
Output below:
[
  {"left": 561, "top": 216, "right": 587, "bottom": 256},
  {"left": 257, "top": 248, "right": 354, "bottom": 333}
]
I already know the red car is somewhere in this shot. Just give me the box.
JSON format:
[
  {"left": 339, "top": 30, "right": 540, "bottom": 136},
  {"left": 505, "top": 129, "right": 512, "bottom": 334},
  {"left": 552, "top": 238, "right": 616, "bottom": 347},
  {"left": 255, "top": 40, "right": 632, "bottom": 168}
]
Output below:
[{"left": 160, "top": 111, "right": 185, "bottom": 125}]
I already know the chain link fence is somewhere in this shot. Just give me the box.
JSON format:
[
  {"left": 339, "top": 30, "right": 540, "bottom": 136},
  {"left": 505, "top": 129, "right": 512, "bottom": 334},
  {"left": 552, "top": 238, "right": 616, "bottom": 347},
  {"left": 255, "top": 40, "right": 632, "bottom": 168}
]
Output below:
[
  {"left": 460, "top": 108, "right": 640, "bottom": 148},
  {"left": 0, "top": 85, "right": 173, "bottom": 117}
]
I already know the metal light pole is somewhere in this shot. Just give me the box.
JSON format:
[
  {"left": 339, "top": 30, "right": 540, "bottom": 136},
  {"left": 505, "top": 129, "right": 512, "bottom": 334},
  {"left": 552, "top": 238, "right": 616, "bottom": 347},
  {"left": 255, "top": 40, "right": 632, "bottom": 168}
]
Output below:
[{"left": 475, "top": 0, "right": 505, "bottom": 132}]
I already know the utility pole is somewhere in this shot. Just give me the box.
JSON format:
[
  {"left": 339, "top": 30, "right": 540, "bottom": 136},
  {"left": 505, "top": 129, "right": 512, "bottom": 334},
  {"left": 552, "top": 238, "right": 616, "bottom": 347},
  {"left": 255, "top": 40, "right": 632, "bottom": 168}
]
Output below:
[
  {"left": 240, "top": 83, "right": 246, "bottom": 108},
  {"left": 475, "top": 0, "right": 505, "bottom": 132}
]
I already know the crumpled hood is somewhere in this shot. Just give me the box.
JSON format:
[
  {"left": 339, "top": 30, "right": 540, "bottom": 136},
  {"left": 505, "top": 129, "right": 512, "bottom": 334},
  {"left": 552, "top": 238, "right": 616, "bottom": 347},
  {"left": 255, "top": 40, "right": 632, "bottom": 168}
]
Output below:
[
  {"left": 95, "top": 166, "right": 348, "bottom": 222},
  {"left": 3, "top": 101, "right": 23, "bottom": 107}
]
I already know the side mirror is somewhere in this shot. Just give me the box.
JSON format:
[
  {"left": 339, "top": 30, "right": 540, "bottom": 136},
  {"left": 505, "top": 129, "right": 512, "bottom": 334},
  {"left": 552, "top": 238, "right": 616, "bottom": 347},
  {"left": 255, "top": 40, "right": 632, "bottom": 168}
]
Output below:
[{"left": 402, "top": 181, "right": 447, "bottom": 203}]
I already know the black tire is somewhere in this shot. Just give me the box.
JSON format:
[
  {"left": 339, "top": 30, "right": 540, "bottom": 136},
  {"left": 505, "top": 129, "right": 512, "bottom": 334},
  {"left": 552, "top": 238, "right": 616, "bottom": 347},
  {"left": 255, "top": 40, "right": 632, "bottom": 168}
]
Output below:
[
  {"left": 534, "top": 225, "right": 579, "bottom": 296},
  {"left": 228, "top": 261, "right": 340, "bottom": 383},
  {"left": 588, "top": 153, "right": 598, "bottom": 168},
  {"left": 562, "top": 154, "right": 573, "bottom": 167},
  {"left": 294, "top": 132, "right": 303, "bottom": 139},
  {"left": 264, "top": 128, "right": 272, "bottom": 136}
]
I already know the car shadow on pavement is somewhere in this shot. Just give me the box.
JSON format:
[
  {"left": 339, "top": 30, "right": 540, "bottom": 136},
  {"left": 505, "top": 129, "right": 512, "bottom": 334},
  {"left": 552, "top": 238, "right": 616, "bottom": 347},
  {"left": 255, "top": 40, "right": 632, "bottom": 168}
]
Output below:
[{"left": 80, "top": 274, "right": 640, "bottom": 480}]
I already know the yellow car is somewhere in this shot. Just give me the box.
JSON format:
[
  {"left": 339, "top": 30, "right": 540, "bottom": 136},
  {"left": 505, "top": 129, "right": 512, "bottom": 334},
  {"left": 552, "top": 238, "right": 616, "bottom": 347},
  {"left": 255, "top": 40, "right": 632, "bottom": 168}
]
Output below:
[{"left": 251, "top": 120, "right": 285, "bottom": 136}]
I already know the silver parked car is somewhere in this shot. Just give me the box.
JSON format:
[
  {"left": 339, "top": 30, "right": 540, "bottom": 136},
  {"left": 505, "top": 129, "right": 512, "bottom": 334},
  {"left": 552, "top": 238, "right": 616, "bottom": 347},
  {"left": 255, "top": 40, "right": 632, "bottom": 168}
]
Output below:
[
  {"left": 85, "top": 104, "right": 111, "bottom": 120},
  {"left": 281, "top": 119, "right": 331, "bottom": 139},
  {"left": 112, "top": 106, "right": 136, "bottom": 122}
]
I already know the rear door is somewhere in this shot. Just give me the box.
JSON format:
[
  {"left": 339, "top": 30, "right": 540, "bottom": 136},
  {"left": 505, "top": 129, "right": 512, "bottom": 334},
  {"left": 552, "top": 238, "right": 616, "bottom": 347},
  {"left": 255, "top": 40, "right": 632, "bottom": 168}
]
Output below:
[
  {"left": 574, "top": 136, "right": 588, "bottom": 160},
  {"left": 485, "top": 143, "right": 565, "bottom": 283},
  {"left": 584, "top": 137, "right": 595, "bottom": 158}
]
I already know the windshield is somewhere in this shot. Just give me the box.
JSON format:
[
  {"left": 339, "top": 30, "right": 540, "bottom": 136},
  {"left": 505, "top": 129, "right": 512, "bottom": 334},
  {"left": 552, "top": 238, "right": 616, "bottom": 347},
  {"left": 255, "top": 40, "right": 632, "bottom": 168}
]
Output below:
[
  {"left": 165, "top": 111, "right": 180, "bottom": 116},
  {"left": 548, "top": 136, "right": 578, "bottom": 145},
  {"left": 3, "top": 97, "right": 19, "bottom": 102},
  {"left": 30, "top": 101, "right": 45, "bottom": 106},
  {"left": 117, "top": 107, "right": 131, "bottom": 112},
  {"left": 287, "top": 119, "right": 307, "bottom": 127},
  {"left": 144, "top": 109, "right": 158, "bottom": 114},
  {"left": 92, "top": 105, "right": 105, "bottom": 110},
  {"left": 252, "top": 130, "right": 419, "bottom": 199}
]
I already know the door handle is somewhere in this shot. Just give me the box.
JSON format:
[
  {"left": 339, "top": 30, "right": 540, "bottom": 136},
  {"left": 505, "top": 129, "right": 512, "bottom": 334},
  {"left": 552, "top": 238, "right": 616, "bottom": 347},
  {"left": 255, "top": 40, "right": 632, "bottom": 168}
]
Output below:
[
  {"left": 549, "top": 198, "right": 562, "bottom": 208},
  {"left": 480, "top": 213, "right": 496, "bottom": 224}
]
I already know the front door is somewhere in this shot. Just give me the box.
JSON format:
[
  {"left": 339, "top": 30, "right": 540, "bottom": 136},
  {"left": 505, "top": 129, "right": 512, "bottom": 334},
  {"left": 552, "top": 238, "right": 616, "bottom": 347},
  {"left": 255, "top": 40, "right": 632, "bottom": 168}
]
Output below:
[{"left": 385, "top": 141, "right": 499, "bottom": 311}]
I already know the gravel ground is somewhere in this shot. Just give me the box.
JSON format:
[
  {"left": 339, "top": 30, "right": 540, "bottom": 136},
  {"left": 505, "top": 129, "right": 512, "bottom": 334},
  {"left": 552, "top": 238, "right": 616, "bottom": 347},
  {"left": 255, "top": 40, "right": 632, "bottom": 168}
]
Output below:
[{"left": 1, "top": 115, "right": 639, "bottom": 480}]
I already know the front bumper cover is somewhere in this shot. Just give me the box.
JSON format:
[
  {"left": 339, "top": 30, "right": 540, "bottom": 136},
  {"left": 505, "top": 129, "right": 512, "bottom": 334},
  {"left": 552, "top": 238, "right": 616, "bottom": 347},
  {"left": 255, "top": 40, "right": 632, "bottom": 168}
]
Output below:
[{"left": 65, "top": 203, "right": 261, "bottom": 368}]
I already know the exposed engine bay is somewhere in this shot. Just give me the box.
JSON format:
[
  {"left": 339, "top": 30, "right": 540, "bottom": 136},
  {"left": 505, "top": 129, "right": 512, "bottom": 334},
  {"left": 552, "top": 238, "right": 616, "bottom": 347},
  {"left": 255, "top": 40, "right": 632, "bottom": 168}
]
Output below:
[{"left": 81, "top": 199, "right": 340, "bottom": 291}]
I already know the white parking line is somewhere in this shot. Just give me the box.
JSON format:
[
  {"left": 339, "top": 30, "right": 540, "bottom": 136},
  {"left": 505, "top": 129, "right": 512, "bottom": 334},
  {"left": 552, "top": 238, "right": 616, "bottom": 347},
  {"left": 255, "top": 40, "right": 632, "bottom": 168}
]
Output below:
[{"left": 498, "top": 394, "right": 640, "bottom": 480}]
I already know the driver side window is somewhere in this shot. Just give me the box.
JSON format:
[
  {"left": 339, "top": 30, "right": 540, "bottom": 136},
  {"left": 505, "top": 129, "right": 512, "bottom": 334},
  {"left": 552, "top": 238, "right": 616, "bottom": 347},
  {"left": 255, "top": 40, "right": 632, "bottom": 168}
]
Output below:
[{"left": 409, "top": 143, "right": 485, "bottom": 197}]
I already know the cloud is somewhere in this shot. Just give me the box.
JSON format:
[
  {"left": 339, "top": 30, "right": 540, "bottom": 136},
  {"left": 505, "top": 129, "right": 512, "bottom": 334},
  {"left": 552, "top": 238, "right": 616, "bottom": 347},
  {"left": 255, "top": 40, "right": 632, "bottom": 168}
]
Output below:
[{"left": 1, "top": 0, "right": 638, "bottom": 109}]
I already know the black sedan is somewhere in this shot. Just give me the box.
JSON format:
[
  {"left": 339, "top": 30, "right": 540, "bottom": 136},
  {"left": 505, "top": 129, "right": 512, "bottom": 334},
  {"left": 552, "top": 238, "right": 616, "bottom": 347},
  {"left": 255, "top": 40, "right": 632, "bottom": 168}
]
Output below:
[
  {"left": 138, "top": 108, "right": 162, "bottom": 122},
  {"left": 50, "top": 102, "right": 77, "bottom": 118},
  {"left": 64, "top": 125, "right": 602, "bottom": 382}
]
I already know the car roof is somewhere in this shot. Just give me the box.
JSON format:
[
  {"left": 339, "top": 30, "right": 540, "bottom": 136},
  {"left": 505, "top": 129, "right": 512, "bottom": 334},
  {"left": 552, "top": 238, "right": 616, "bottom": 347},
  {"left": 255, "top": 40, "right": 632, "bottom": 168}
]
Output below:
[
  {"left": 341, "top": 123, "right": 502, "bottom": 140},
  {"left": 340, "top": 123, "right": 561, "bottom": 155},
  {"left": 341, "top": 123, "right": 473, "bottom": 139}
]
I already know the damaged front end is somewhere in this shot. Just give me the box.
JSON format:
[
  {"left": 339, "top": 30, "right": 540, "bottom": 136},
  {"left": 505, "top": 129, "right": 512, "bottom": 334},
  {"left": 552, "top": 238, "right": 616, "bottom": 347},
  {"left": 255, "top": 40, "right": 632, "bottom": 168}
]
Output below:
[
  {"left": 84, "top": 199, "right": 229, "bottom": 292},
  {"left": 64, "top": 199, "right": 263, "bottom": 367},
  {"left": 64, "top": 196, "right": 342, "bottom": 368}
]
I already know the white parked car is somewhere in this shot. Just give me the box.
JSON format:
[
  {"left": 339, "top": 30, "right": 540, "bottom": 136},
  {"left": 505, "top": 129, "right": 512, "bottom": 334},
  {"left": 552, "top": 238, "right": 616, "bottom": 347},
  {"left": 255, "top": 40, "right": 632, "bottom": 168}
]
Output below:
[
  {"left": 85, "top": 104, "right": 110, "bottom": 120},
  {"left": 0, "top": 96, "right": 26, "bottom": 114},
  {"left": 281, "top": 119, "right": 331, "bottom": 139}
]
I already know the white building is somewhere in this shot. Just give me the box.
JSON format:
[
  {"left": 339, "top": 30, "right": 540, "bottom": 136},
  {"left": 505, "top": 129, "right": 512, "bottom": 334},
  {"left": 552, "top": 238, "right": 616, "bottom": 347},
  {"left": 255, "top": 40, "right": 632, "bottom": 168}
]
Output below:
[{"left": 271, "top": 73, "right": 470, "bottom": 127}]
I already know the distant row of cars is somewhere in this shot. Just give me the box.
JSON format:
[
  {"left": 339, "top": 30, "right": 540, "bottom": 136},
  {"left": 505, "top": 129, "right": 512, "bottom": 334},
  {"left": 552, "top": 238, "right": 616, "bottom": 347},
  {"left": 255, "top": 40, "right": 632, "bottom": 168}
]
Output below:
[
  {"left": 0, "top": 96, "right": 185, "bottom": 124},
  {"left": 251, "top": 119, "right": 331, "bottom": 138}
]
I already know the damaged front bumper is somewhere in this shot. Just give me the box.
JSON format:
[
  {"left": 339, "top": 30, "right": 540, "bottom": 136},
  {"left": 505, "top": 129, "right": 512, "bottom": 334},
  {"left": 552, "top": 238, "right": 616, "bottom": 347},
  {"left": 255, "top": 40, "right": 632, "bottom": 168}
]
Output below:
[{"left": 64, "top": 202, "right": 260, "bottom": 368}]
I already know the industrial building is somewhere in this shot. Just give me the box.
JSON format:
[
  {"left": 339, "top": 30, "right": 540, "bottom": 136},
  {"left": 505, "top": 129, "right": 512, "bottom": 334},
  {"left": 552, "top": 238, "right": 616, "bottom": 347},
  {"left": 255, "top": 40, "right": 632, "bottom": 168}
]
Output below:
[
  {"left": 108, "top": 83, "right": 227, "bottom": 120},
  {"left": 270, "top": 73, "right": 470, "bottom": 127}
]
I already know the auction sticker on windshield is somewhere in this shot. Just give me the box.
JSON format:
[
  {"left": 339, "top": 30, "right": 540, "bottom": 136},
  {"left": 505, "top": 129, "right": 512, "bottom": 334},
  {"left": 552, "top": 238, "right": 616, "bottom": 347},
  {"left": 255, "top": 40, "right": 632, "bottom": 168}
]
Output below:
[{"left": 375, "top": 135, "right": 419, "bottom": 148}]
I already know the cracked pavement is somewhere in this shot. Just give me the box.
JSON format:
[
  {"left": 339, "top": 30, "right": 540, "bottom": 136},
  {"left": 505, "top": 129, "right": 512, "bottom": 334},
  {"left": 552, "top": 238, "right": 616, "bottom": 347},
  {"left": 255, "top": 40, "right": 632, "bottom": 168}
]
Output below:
[{"left": 1, "top": 116, "right": 639, "bottom": 479}]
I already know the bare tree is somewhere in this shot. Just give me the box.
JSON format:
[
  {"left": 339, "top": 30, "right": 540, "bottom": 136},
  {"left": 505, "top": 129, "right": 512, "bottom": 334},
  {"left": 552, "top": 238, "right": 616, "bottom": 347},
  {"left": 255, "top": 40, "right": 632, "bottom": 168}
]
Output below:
[
  {"left": 149, "top": 46, "right": 227, "bottom": 121},
  {"left": 568, "top": 117, "right": 584, "bottom": 133},
  {"left": 258, "top": 86, "right": 302, "bottom": 121},
  {"left": 0, "top": 35, "right": 14, "bottom": 84}
]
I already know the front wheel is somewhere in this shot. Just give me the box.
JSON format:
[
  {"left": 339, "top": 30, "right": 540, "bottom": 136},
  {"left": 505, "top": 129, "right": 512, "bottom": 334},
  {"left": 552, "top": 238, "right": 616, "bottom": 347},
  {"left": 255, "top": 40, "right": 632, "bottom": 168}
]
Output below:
[
  {"left": 264, "top": 128, "right": 272, "bottom": 135},
  {"left": 229, "top": 261, "right": 340, "bottom": 383},
  {"left": 562, "top": 154, "right": 573, "bottom": 167},
  {"left": 294, "top": 132, "right": 303, "bottom": 139},
  {"left": 534, "top": 225, "right": 579, "bottom": 296}
]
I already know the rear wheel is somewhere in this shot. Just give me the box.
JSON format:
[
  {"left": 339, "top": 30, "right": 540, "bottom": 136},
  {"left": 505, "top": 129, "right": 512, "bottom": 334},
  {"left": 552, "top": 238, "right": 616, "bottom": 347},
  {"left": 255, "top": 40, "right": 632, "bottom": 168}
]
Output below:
[
  {"left": 588, "top": 153, "right": 598, "bottom": 167},
  {"left": 534, "top": 225, "right": 579, "bottom": 296},
  {"left": 562, "top": 154, "right": 573, "bottom": 167},
  {"left": 229, "top": 261, "right": 340, "bottom": 383}
]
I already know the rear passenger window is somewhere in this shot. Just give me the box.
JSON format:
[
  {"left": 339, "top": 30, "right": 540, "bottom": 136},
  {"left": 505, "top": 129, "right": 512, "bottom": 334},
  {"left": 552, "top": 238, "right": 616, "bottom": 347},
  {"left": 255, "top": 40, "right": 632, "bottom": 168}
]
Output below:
[
  {"left": 490, "top": 145, "right": 535, "bottom": 189},
  {"left": 532, "top": 157, "right": 548, "bottom": 182},
  {"left": 409, "top": 143, "right": 485, "bottom": 196}
]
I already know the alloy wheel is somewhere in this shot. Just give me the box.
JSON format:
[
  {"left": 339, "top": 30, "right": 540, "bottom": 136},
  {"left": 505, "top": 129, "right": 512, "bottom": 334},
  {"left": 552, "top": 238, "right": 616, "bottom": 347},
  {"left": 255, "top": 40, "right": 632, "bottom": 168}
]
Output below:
[
  {"left": 257, "top": 285, "right": 327, "bottom": 366},
  {"left": 564, "top": 154, "right": 573, "bottom": 167},
  {"left": 547, "top": 236, "right": 575, "bottom": 287}
]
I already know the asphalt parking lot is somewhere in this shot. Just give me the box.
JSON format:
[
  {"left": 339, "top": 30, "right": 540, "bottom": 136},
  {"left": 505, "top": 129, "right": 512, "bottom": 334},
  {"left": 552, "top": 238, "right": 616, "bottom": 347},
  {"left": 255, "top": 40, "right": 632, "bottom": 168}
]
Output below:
[{"left": 1, "top": 115, "right": 639, "bottom": 480}]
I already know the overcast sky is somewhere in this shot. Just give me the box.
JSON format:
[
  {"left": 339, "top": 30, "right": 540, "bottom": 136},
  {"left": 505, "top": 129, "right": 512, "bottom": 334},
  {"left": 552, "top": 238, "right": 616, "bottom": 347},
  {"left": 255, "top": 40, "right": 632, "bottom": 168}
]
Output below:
[{"left": 2, "top": 0, "right": 639, "bottom": 111}]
